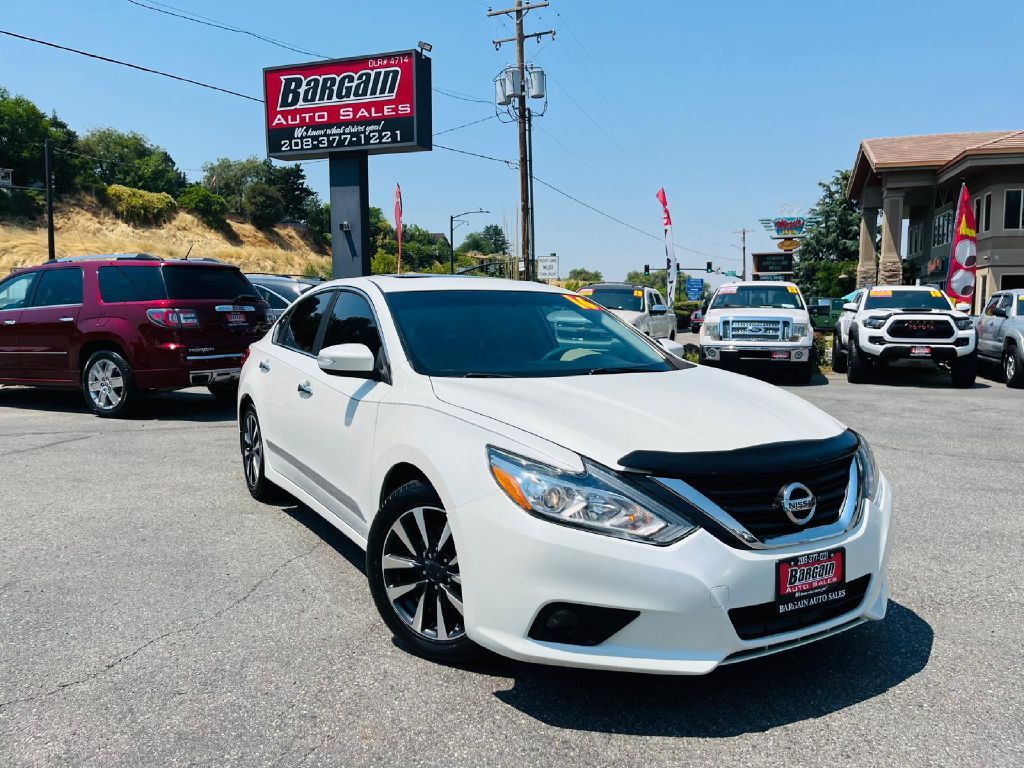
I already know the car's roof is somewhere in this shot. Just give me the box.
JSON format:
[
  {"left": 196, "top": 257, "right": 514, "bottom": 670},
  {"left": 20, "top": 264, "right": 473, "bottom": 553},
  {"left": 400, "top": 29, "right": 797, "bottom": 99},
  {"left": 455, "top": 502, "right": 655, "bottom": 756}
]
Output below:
[
  {"left": 41, "top": 254, "right": 234, "bottom": 268},
  {"left": 246, "top": 273, "right": 313, "bottom": 283},
  {"left": 586, "top": 282, "right": 649, "bottom": 290},
  {"left": 714, "top": 280, "right": 798, "bottom": 289},
  {"left": 867, "top": 285, "right": 944, "bottom": 292},
  {"left": 314, "top": 274, "right": 572, "bottom": 294}
]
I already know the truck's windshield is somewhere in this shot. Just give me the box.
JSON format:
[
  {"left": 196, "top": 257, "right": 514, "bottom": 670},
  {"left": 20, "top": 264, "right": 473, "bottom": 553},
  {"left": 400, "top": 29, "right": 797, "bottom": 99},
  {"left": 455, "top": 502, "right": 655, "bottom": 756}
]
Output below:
[{"left": 710, "top": 285, "right": 804, "bottom": 310}]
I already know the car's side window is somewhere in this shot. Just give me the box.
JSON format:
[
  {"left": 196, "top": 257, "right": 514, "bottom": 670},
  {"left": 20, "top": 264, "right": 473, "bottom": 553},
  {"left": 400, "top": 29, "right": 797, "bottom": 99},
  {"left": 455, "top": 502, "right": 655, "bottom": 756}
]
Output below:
[
  {"left": 276, "top": 291, "right": 332, "bottom": 355},
  {"left": 320, "top": 290, "right": 383, "bottom": 359},
  {"left": 983, "top": 296, "right": 1002, "bottom": 316},
  {"left": 998, "top": 294, "right": 1013, "bottom": 313},
  {"left": 31, "top": 268, "right": 84, "bottom": 307},
  {"left": 0, "top": 272, "right": 39, "bottom": 310},
  {"left": 256, "top": 285, "right": 289, "bottom": 310}
]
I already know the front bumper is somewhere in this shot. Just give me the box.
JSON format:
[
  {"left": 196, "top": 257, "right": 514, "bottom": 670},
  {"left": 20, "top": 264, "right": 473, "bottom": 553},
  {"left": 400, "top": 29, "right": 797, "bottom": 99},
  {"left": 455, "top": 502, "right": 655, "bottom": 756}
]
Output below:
[
  {"left": 860, "top": 335, "right": 975, "bottom": 362},
  {"left": 452, "top": 473, "right": 892, "bottom": 674},
  {"left": 701, "top": 342, "right": 813, "bottom": 364}
]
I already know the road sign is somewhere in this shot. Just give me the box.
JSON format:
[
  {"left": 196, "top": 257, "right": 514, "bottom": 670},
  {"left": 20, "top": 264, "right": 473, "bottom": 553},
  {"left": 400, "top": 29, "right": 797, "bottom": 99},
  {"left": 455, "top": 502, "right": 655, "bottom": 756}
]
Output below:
[
  {"left": 537, "top": 253, "right": 558, "bottom": 280},
  {"left": 685, "top": 277, "right": 704, "bottom": 301}
]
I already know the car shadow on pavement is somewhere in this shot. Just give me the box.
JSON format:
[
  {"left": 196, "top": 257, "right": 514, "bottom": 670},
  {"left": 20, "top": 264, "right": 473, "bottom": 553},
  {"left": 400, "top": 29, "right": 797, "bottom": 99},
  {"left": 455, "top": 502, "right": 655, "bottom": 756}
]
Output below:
[
  {"left": 279, "top": 499, "right": 367, "bottom": 575},
  {"left": 0, "top": 387, "right": 238, "bottom": 422},
  {"left": 855, "top": 367, "right": 991, "bottom": 389},
  {"left": 725, "top": 367, "right": 831, "bottom": 387},
  {"left": 483, "top": 601, "right": 932, "bottom": 737}
]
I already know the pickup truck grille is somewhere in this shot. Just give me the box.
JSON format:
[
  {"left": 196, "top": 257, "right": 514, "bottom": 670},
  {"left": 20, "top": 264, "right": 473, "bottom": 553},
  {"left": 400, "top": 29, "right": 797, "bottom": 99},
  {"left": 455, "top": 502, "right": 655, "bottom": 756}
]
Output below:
[
  {"left": 722, "top": 318, "right": 790, "bottom": 341},
  {"left": 888, "top": 319, "right": 955, "bottom": 339}
]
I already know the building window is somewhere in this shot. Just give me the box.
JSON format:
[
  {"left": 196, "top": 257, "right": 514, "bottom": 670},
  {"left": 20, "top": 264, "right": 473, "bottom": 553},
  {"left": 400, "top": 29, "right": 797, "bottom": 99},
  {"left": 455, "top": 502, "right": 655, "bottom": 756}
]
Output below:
[
  {"left": 984, "top": 193, "right": 992, "bottom": 232},
  {"left": 908, "top": 223, "right": 924, "bottom": 256},
  {"left": 974, "top": 198, "right": 981, "bottom": 230},
  {"left": 932, "top": 209, "right": 954, "bottom": 247},
  {"left": 1005, "top": 189, "right": 1023, "bottom": 230}
]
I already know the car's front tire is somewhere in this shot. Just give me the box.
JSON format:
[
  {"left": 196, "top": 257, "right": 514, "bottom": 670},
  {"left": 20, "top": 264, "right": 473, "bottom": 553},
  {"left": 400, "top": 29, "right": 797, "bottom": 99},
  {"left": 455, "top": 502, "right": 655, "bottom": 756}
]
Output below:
[
  {"left": 1005, "top": 344, "right": 1024, "bottom": 388},
  {"left": 82, "top": 350, "right": 139, "bottom": 418},
  {"left": 951, "top": 351, "right": 978, "bottom": 388},
  {"left": 846, "top": 337, "right": 872, "bottom": 383},
  {"left": 367, "top": 480, "right": 481, "bottom": 663},
  {"left": 831, "top": 332, "right": 848, "bottom": 373},
  {"left": 239, "top": 404, "right": 280, "bottom": 502}
]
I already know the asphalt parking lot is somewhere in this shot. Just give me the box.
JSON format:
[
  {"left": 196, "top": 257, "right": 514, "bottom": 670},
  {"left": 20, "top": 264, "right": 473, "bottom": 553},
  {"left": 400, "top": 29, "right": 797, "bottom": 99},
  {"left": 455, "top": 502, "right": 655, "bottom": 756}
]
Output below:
[{"left": 1, "top": 367, "right": 1022, "bottom": 767}]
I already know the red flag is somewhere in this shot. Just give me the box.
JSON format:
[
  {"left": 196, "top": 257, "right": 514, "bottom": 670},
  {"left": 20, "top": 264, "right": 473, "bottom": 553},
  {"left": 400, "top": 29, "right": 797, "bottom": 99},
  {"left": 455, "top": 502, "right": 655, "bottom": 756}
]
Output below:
[
  {"left": 656, "top": 187, "right": 672, "bottom": 227},
  {"left": 394, "top": 183, "right": 403, "bottom": 274},
  {"left": 946, "top": 184, "right": 977, "bottom": 308}
]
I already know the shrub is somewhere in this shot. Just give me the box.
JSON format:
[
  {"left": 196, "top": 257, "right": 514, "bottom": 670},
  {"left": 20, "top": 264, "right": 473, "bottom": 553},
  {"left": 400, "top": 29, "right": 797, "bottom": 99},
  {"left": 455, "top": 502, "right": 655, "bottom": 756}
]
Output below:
[
  {"left": 0, "top": 188, "right": 44, "bottom": 219},
  {"left": 242, "top": 181, "right": 285, "bottom": 229},
  {"left": 302, "top": 197, "right": 331, "bottom": 251},
  {"left": 178, "top": 184, "right": 228, "bottom": 228},
  {"left": 302, "top": 257, "right": 331, "bottom": 280},
  {"left": 104, "top": 184, "right": 177, "bottom": 225}
]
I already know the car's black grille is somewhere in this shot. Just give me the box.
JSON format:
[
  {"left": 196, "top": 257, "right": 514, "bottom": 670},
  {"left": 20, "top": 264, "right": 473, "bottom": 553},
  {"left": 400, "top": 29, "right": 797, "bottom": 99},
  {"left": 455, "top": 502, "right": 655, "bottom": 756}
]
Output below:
[
  {"left": 728, "top": 575, "right": 871, "bottom": 640},
  {"left": 888, "top": 319, "right": 955, "bottom": 339},
  {"left": 680, "top": 456, "right": 853, "bottom": 539}
]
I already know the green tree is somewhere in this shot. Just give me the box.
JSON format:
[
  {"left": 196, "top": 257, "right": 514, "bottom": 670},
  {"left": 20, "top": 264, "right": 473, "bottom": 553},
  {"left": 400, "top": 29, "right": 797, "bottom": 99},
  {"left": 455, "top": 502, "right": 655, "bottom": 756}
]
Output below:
[
  {"left": 242, "top": 181, "right": 285, "bottom": 229},
  {"left": 624, "top": 269, "right": 667, "bottom": 293},
  {"left": 0, "top": 88, "right": 80, "bottom": 201},
  {"left": 793, "top": 259, "right": 858, "bottom": 298},
  {"left": 202, "top": 156, "right": 266, "bottom": 212},
  {"left": 456, "top": 224, "right": 510, "bottom": 256},
  {"left": 263, "top": 160, "right": 314, "bottom": 220},
  {"left": 303, "top": 196, "right": 331, "bottom": 251},
  {"left": 796, "top": 169, "right": 861, "bottom": 263},
  {"left": 76, "top": 128, "right": 186, "bottom": 196},
  {"left": 178, "top": 184, "right": 228, "bottom": 229},
  {"left": 567, "top": 267, "right": 603, "bottom": 284}
]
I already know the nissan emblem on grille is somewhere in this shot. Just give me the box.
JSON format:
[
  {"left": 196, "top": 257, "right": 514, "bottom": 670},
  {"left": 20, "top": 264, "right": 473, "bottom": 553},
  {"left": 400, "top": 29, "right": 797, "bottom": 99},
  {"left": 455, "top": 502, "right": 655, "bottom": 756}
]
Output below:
[{"left": 775, "top": 482, "right": 817, "bottom": 525}]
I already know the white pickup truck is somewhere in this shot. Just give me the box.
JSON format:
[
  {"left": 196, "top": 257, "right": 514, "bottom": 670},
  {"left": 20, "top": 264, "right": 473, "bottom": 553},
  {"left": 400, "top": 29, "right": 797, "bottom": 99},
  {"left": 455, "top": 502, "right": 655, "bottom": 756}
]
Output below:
[
  {"left": 699, "top": 281, "right": 814, "bottom": 383},
  {"left": 580, "top": 283, "right": 677, "bottom": 340}
]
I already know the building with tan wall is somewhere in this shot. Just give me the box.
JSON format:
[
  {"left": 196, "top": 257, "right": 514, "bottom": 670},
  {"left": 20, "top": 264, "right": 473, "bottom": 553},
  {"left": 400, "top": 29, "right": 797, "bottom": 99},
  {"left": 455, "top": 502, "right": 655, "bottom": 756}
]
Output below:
[{"left": 847, "top": 131, "right": 1024, "bottom": 311}]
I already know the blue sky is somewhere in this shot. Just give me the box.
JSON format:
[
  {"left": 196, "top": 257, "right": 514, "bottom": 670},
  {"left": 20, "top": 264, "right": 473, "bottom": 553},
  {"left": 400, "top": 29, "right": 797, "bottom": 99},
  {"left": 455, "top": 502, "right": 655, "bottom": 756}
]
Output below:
[{"left": 3, "top": 0, "right": 1022, "bottom": 285}]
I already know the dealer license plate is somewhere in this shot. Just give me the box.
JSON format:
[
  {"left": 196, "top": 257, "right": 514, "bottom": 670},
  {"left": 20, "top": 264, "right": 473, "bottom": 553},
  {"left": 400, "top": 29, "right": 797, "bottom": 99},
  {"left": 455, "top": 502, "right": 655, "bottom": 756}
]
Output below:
[
  {"left": 910, "top": 346, "right": 932, "bottom": 357},
  {"left": 771, "top": 350, "right": 791, "bottom": 360},
  {"left": 227, "top": 312, "right": 247, "bottom": 326},
  {"left": 775, "top": 547, "right": 846, "bottom": 615}
]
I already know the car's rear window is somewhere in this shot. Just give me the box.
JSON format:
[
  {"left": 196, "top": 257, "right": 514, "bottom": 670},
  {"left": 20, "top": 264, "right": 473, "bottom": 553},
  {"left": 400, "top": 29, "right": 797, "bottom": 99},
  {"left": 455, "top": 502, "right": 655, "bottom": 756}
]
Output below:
[
  {"left": 98, "top": 266, "right": 167, "bottom": 302},
  {"left": 162, "top": 266, "right": 254, "bottom": 300}
]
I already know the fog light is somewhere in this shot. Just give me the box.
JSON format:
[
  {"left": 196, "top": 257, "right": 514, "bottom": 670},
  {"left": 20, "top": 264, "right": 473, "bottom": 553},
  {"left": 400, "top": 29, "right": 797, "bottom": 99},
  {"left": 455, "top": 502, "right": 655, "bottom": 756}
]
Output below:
[
  {"left": 706, "top": 348, "right": 718, "bottom": 359},
  {"left": 794, "top": 350, "right": 805, "bottom": 360}
]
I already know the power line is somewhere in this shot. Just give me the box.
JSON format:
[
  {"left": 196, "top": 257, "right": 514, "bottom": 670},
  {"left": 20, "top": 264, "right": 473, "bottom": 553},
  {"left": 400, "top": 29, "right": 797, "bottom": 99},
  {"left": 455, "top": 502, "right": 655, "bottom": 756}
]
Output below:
[
  {"left": 53, "top": 145, "right": 205, "bottom": 173},
  {"left": 0, "top": 29, "right": 263, "bottom": 102},
  {"left": 432, "top": 115, "right": 497, "bottom": 136}
]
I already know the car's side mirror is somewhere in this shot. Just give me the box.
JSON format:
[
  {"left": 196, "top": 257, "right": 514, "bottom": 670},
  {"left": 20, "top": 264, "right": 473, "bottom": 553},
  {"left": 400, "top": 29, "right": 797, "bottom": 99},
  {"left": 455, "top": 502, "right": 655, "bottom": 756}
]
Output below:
[
  {"left": 658, "top": 337, "right": 687, "bottom": 357},
  {"left": 843, "top": 302, "right": 858, "bottom": 312},
  {"left": 317, "top": 343, "right": 376, "bottom": 378},
  {"left": 650, "top": 303, "right": 669, "bottom": 316},
  {"left": 993, "top": 307, "right": 1008, "bottom": 318},
  {"left": 955, "top": 302, "right": 972, "bottom": 313}
]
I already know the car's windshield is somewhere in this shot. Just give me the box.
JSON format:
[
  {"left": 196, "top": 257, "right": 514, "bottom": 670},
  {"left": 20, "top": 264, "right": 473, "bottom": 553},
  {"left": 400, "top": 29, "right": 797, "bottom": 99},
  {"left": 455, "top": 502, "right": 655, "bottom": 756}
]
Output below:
[
  {"left": 710, "top": 284, "right": 805, "bottom": 310},
  {"left": 863, "top": 289, "right": 952, "bottom": 311},
  {"left": 385, "top": 289, "right": 678, "bottom": 378},
  {"left": 580, "top": 286, "right": 644, "bottom": 312}
]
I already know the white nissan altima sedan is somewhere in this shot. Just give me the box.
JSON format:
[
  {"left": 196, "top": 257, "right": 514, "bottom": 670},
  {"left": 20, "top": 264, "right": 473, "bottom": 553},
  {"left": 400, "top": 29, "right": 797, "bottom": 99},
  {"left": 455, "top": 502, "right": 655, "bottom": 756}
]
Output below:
[{"left": 237, "top": 275, "right": 893, "bottom": 674}]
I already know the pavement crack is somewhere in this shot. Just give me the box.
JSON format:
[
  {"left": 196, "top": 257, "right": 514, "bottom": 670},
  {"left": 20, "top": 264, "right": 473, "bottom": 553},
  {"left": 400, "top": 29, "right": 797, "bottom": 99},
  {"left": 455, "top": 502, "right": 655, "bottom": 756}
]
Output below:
[
  {"left": 0, "top": 434, "right": 92, "bottom": 457},
  {"left": 0, "top": 544, "right": 318, "bottom": 713}
]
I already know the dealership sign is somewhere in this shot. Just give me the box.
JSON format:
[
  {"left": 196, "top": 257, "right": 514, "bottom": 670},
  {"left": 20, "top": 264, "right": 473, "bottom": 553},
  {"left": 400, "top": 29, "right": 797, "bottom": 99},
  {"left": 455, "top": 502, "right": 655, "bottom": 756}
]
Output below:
[
  {"left": 759, "top": 215, "right": 820, "bottom": 240},
  {"left": 264, "top": 50, "right": 432, "bottom": 160},
  {"left": 753, "top": 252, "right": 794, "bottom": 274}
]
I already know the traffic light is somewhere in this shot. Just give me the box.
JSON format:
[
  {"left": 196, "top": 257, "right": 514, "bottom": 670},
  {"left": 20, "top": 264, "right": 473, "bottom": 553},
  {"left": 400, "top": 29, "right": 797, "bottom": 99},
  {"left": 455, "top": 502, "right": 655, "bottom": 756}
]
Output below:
[
  {"left": 676, "top": 263, "right": 682, "bottom": 274},
  {"left": 644, "top": 264, "right": 650, "bottom": 276},
  {"left": 706, "top": 261, "right": 713, "bottom": 273}
]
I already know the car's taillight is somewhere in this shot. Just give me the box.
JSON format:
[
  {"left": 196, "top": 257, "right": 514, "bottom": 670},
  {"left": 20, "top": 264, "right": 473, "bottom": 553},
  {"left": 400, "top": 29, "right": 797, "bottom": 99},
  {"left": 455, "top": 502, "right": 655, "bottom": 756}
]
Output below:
[
  {"left": 241, "top": 347, "right": 252, "bottom": 367},
  {"left": 147, "top": 308, "right": 200, "bottom": 328}
]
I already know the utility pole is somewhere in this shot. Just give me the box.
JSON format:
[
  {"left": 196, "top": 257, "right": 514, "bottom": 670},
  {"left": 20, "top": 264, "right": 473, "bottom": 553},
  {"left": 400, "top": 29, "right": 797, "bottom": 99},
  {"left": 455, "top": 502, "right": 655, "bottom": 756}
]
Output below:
[
  {"left": 734, "top": 228, "right": 753, "bottom": 281},
  {"left": 488, "top": 1, "right": 554, "bottom": 280},
  {"left": 44, "top": 138, "right": 55, "bottom": 260}
]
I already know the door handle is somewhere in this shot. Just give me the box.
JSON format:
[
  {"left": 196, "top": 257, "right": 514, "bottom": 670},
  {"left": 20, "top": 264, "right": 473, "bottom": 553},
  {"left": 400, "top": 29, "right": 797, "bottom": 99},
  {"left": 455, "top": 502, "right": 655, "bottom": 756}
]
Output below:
[
  {"left": 259, "top": 360, "right": 271, "bottom": 372},
  {"left": 2, "top": 320, "right": 14, "bottom": 326},
  {"left": 297, "top": 381, "right": 313, "bottom": 396},
  {"left": 59, "top": 317, "right": 75, "bottom": 323}
]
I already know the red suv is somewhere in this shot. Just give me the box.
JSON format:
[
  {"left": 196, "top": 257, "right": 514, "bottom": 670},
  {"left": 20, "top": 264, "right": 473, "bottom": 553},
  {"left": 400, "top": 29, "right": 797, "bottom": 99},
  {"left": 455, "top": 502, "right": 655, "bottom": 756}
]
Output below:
[{"left": 0, "top": 254, "right": 271, "bottom": 417}]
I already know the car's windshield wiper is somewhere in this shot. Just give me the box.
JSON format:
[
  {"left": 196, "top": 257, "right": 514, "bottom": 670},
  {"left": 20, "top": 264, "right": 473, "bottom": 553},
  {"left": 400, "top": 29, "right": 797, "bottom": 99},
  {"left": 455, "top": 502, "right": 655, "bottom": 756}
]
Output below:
[
  {"left": 462, "top": 372, "right": 513, "bottom": 378},
  {"left": 587, "top": 366, "right": 648, "bottom": 375}
]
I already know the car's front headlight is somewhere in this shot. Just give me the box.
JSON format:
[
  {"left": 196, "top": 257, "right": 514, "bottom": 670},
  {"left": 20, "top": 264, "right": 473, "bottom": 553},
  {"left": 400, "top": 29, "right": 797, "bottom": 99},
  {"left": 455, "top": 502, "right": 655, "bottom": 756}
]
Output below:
[
  {"left": 791, "top": 322, "right": 809, "bottom": 339},
  {"left": 487, "top": 447, "right": 696, "bottom": 545},
  {"left": 862, "top": 316, "right": 887, "bottom": 329},
  {"left": 856, "top": 434, "right": 880, "bottom": 501},
  {"left": 955, "top": 317, "right": 975, "bottom": 331},
  {"left": 703, "top": 321, "right": 721, "bottom": 340}
]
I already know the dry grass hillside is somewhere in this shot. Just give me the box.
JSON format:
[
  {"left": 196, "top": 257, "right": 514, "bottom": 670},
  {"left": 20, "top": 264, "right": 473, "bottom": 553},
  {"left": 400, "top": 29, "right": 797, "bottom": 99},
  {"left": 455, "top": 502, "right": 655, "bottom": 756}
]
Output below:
[{"left": 0, "top": 197, "right": 331, "bottom": 277}]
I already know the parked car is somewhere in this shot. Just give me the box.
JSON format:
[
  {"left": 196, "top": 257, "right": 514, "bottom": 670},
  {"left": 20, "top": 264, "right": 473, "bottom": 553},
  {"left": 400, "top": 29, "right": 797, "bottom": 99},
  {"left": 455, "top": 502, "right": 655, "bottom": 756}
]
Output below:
[
  {"left": 975, "top": 288, "right": 1024, "bottom": 387},
  {"left": 832, "top": 285, "right": 977, "bottom": 387},
  {"left": 699, "top": 281, "right": 814, "bottom": 383},
  {"left": 238, "top": 275, "right": 891, "bottom": 673},
  {"left": 808, "top": 297, "right": 844, "bottom": 332},
  {"left": 246, "top": 273, "right": 319, "bottom": 323},
  {"left": 579, "top": 282, "right": 677, "bottom": 339},
  {"left": 0, "top": 254, "right": 271, "bottom": 416},
  {"left": 689, "top": 308, "right": 704, "bottom": 334}
]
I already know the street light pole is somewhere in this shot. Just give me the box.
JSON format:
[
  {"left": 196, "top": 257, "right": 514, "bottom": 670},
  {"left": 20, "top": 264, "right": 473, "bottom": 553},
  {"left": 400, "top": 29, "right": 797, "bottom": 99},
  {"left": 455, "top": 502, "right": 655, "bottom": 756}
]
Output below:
[{"left": 448, "top": 209, "right": 490, "bottom": 274}]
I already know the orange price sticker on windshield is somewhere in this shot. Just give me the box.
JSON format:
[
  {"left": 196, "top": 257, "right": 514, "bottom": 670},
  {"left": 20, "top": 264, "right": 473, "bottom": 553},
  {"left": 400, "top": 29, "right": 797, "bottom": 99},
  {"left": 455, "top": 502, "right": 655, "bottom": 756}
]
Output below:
[
  {"left": 633, "top": 290, "right": 643, "bottom": 297},
  {"left": 565, "top": 295, "right": 600, "bottom": 310},
  {"left": 578, "top": 288, "right": 594, "bottom": 295},
  {"left": 787, "top": 285, "right": 799, "bottom": 294},
  {"left": 930, "top": 289, "right": 942, "bottom": 298},
  {"left": 870, "top": 289, "right": 892, "bottom": 297}
]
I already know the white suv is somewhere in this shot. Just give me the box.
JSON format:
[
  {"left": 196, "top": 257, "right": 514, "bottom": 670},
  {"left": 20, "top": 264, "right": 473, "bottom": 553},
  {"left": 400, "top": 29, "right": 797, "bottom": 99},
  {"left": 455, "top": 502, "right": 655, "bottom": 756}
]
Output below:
[
  {"left": 832, "top": 285, "right": 977, "bottom": 387},
  {"left": 238, "top": 275, "right": 891, "bottom": 675},
  {"left": 700, "top": 281, "right": 814, "bottom": 383}
]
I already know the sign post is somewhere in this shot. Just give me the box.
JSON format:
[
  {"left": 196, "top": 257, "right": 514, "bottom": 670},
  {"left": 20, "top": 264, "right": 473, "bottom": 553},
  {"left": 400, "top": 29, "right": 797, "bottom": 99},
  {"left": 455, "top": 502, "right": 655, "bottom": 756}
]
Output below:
[{"left": 263, "top": 50, "right": 432, "bottom": 278}]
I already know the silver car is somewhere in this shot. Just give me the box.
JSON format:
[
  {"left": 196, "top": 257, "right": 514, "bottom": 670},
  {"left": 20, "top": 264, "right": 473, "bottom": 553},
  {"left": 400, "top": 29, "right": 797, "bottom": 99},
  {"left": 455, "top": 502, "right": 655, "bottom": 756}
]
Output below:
[
  {"left": 976, "top": 289, "right": 1024, "bottom": 387},
  {"left": 245, "top": 274, "right": 319, "bottom": 322}
]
